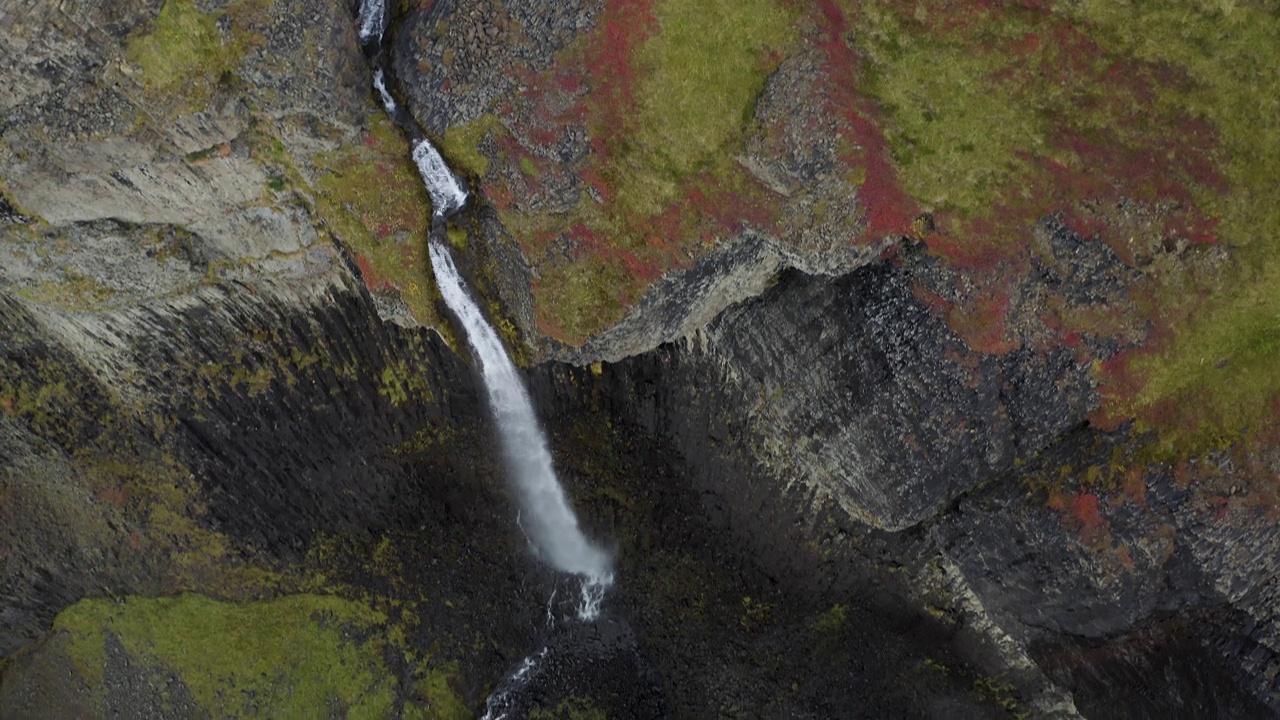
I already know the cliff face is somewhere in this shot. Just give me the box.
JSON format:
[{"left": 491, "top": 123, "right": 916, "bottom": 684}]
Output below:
[{"left": 3, "top": 0, "right": 1280, "bottom": 717}]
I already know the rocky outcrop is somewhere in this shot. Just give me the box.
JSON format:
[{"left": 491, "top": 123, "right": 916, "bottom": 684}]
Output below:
[
  {"left": 393, "top": 0, "right": 599, "bottom": 134},
  {"left": 558, "top": 231, "right": 888, "bottom": 364},
  {"left": 0, "top": 0, "right": 368, "bottom": 294},
  {"left": 592, "top": 238, "right": 1100, "bottom": 531}
]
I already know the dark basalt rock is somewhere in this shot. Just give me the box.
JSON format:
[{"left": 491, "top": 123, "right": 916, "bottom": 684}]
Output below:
[
  {"left": 934, "top": 425, "right": 1280, "bottom": 714},
  {"left": 140, "top": 284, "right": 488, "bottom": 555},
  {"left": 482, "top": 615, "right": 669, "bottom": 719},
  {"left": 3, "top": 240, "right": 1271, "bottom": 716},
  {"left": 589, "top": 252, "right": 1095, "bottom": 533},
  {"left": 0, "top": 197, "right": 28, "bottom": 225}
]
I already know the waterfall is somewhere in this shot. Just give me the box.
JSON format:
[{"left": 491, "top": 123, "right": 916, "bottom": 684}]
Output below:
[
  {"left": 354, "top": 0, "right": 612, "bottom": 619},
  {"left": 356, "top": 0, "right": 385, "bottom": 46},
  {"left": 425, "top": 224, "right": 613, "bottom": 608},
  {"left": 372, "top": 68, "right": 397, "bottom": 115},
  {"left": 412, "top": 140, "right": 468, "bottom": 220}
]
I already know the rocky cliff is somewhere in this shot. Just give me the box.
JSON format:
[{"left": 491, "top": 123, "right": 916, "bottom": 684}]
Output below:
[{"left": 2, "top": 0, "right": 1279, "bottom": 718}]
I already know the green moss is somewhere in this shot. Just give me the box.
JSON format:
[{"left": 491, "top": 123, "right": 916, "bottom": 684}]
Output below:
[
  {"left": 389, "top": 423, "right": 457, "bottom": 455},
  {"left": 184, "top": 144, "right": 227, "bottom": 163},
  {"left": 53, "top": 594, "right": 402, "bottom": 717},
  {"left": 440, "top": 114, "right": 501, "bottom": 179},
  {"left": 13, "top": 271, "right": 117, "bottom": 312},
  {"left": 125, "top": 0, "right": 246, "bottom": 113},
  {"left": 807, "top": 603, "right": 848, "bottom": 635},
  {"left": 626, "top": 0, "right": 797, "bottom": 214},
  {"left": 411, "top": 662, "right": 470, "bottom": 720},
  {"left": 377, "top": 360, "right": 434, "bottom": 407},
  {"left": 860, "top": 35, "right": 1042, "bottom": 215},
  {"left": 447, "top": 225, "right": 468, "bottom": 251},
  {"left": 535, "top": 256, "right": 632, "bottom": 343},
  {"left": 738, "top": 595, "right": 775, "bottom": 632},
  {"left": 313, "top": 114, "right": 442, "bottom": 328},
  {"left": 228, "top": 364, "right": 274, "bottom": 395},
  {"left": 1063, "top": 1, "right": 1280, "bottom": 445},
  {"left": 971, "top": 674, "right": 1026, "bottom": 718}
]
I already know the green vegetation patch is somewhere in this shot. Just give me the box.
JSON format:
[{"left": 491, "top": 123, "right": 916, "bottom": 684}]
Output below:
[
  {"left": 842, "top": 0, "right": 1280, "bottom": 445},
  {"left": 858, "top": 29, "right": 1042, "bottom": 217},
  {"left": 54, "top": 594, "right": 394, "bottom": 714},
  {"left": 313, "top": 114, "right": 443, "bottom": 328},
  {"left": 473, "top": 0, "right": 799, "bottom": 343},
  {"left": 378, "top": 359, "right": 435, "bottom": 406},
  {"left": 51, "top": 593, "right": 455, "bottom": 718},
  {"left": 124, "top": 0, "right": 268, "bottom": 114},
  {"left": 12, "top": 271, "right": 117, "bottom": 312},
  {"left": 626, "top": 0, "right": 798, "bottom": 213},
  {"left": 1063, "top": 0, "right": 1280, "bottom": 447},
  {"left": 409, "top": 662, "right": 471, "bottom": 720},
  {"left": 126, "top": 0, "right": 231, "bottom": 96},
  {"left": 440, "top": 114, "right": 501, "bottom": 179}
]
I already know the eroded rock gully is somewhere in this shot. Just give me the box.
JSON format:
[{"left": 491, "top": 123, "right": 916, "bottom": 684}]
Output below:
[{"left": 2, "top": 0, "right": 1279, "bottom": 717}]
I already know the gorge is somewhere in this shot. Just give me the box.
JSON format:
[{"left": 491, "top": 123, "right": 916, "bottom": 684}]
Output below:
[{"left": 2, "top": 0, "right": 1280, "bottom": 718}]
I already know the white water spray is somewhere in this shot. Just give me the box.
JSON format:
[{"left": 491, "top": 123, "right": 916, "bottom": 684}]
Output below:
[
  {"left": 372, "top": 68, "right": 397, "bottom": 115},
  {"left": 413, "top": 140, "right": 468, "bottom": 219},
  {"left": 425, "top": 234, "right": 613, "bottom": 608},
  {"left": 480, "top": 647, "right": 548, "bottom": 720},
  {"left": 357, "top": 0, "right": 385, "bottom": 45},
  {"left": 356, "top": 4, "right": 613, "bottom": 712}
]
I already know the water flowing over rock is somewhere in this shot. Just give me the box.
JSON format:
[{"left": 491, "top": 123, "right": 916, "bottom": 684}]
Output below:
[
  {"left": 364, "top": 0, "right": 610, "bottom": 611},
  {"left": 412, "top": 140, "right": 469, "bottom": 219},
  {"left": 427, "top": 226, "right": 612, "bottom": 585},
  {"left": 356, "top": 0, "right": 386, "bottom": 47}
]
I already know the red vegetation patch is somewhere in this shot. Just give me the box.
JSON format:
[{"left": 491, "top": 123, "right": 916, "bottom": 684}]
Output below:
[
  {"left": 579, "top": 0, "right": 658, "bottom": 165},
  {"left": 815, "top": 0, "right": 917, "bottom": 240},
  {"left": 354, "top": 254, "right": 396, "bottom": 293},
  {"left": 1048, "top": 489, "right": 1110, "bottom": 547},
  {"left": 566, "top": 223, "right": 666, "bottom": 283},
  {"left": 1121, "top": 468, "right": 1148, "bottom": 508},
  {"left": 494, "top": 0, "right": 804, "bottom": 342},
  {"left": 832, "top": 1, "right": 1231, "bottom": 369},
  {"left": 945, "top": 282, "right": 1020, "bottom": 355},
  {"left": 95, "top": 485, "right": 130, "bottom": 509}
]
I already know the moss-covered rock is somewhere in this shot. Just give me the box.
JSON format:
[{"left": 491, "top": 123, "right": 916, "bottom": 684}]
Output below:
[{"left": 2, "top": 593, "right": 469, "bottom": 718}]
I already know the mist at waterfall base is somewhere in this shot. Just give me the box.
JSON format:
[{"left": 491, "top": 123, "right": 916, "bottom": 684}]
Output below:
[{"left": 356, "top": 0, "right": 613, "bottom": 620}]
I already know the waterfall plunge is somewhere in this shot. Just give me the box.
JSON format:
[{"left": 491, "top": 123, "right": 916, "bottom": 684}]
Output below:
[
  {"left": 356, "top": 0, "right": 385, "bottom": 46},
  {"left": 373, "top": 74, "right": 612, "bottom": 616},
  {"left": 357, "top": 8, "right": 610, "bottom": 702},
  {"left": 423, "top": 222, "right": 613, "bottom": 614}
]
